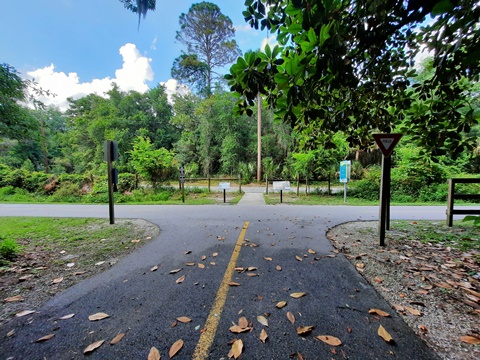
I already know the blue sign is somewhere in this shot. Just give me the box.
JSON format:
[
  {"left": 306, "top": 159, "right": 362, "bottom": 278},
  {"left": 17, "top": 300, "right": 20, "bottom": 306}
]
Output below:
[{"left": 339, "top": 161, "right": 351, "bottom": 183}]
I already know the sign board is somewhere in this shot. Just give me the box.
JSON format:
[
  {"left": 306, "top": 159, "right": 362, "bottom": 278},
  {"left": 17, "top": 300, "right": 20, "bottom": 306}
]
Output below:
[
  {"left": 273, "top": 181, "right": 291, "bottom": 190},
  {"left": 219, "top": 182, "right": 231, "bottom": 189},
  {"left": 373, "top": 134, "right": 402, "bottom": 158},
  {"left": 339, "top": 160, "right": 351, "bottom": 183},
  {"left": 104, "top": 140, "right": 118, "bottom": 162},
  {"left": 179, "top": 166, "right": 185, "bottom": 184}
]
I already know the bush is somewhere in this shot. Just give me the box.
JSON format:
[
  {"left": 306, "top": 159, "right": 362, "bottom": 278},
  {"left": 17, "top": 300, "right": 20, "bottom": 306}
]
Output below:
[
  {"left": 50, "top": 182, "right": 81, "bottom": 202},
  {"left": 0, "top": 237, "right": 20, "bottom": 263},
  {"left": 118, "top": 173, "right": 137, "bottom": 193}
]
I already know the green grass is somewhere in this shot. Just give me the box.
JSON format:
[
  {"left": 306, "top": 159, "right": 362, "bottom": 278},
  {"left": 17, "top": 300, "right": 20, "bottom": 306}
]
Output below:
[
  {"left": 0, "top": 217, "right": 155, "bottom": 265},
  {"left": 390, "top": 220, "right": 480, "bottom": 252}
]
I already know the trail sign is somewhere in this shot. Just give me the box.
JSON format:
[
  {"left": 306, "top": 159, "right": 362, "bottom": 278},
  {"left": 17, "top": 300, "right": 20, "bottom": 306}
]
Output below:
[{"left": 373, "top": 134, "right": 402, "bottom": 158}]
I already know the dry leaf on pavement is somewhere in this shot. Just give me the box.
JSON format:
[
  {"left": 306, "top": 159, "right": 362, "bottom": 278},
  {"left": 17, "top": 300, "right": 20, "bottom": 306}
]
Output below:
[
  {"left": 58, "top": 313, "right": 75, "bottom": 320},
  {"left": 88, "top": 312, "right": 110, "bottom": 321},
  {"left": 369, "top": 308, "right": 390, "bottom": 317},
  {"left": 257, "top": 315, "right": 269, "bottom": 327},
  {"left": 4, "top": 295, "right": 24, "bottom": 302},
  {"left": 83, "top": 340, "right": 105, "bottom": 354},
  {"left": 229, "top": 339, "right": 243, "bottom": 359},
  {"left": 378, "top": 325, "right": 393, "bottom": 342},
  {"left": 459, "top": 335, "right": 480, "bottom": 345},
  {"left": 276, "top": 301, "right": 287, "bottom": 309},
  {"left": 169, "top": 339, "right": 184, "bottom": 358},
  {"left": 35, "top": 334, "right": 55, "bottom": 342},
  {"left": 148, "top": 346, "right": 161, "bottom": 360},
  {"left": 176, "top": 316, "right": 192, "bottom": 323},
  {"left": 176, "top": 275, "right": 186, "bottom": 284},
  {"left": 315, "top": 335, "right": 342, "bottom": 346},
  {"left": 290, "top": 292, "right": 306, "bottom": 299},
  {"left": 287, "top": 311, "right": 295, "bottom": 324},
  {"left": 297, "top": 326, "right": 314, "bottom": 335},
  {"left": 260, "top": 329, "right": 268, "bottom": 343},
  {"left": 110, "top": 333, "right": 125, "bottom": 345}
]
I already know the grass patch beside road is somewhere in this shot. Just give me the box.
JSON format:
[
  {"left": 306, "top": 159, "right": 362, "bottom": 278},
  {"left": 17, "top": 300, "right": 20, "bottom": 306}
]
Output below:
[{"left": 0, "top": 217, "right": 159, "bottom": 324}]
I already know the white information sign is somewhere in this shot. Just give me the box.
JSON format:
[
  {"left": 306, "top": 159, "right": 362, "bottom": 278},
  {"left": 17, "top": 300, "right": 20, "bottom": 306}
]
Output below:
[
  {"left": 219, "top": 182, "right": 231, "bottom": 189},
  {"left": 273, "top": 181, "right": 291, "bottom": 190}
]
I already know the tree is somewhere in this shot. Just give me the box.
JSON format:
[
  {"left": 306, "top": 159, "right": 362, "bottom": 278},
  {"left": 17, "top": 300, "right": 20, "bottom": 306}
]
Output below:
[
  {"left": 0, "top": 64, "right": 39, "bottom": 140},
  {"left": 129, "top": 136, "right": 176, "bottom": 187},
  {"left": 172, "top": 2, "right": 242, "bottom": 96},
  {"left": 119, "top": 0, "right": 156, "bottom": 28},
  {"left": 227, "top": 0, "right": 480, "bottom": 159}
]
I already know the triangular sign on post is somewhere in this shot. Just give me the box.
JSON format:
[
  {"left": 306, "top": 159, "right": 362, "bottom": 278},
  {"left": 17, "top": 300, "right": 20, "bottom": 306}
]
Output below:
[{"left": 373, "top": 134, "right": 402, "bottom": 158}]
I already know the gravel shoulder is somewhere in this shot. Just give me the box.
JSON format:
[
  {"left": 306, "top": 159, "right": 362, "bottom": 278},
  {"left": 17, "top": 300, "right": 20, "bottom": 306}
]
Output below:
[{"left": 327, "top": 221, "right": 480, "bottom": 360}]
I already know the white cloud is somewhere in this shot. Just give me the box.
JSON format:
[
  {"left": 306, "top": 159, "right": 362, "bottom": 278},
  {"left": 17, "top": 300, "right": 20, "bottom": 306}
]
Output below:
[
  {"left": 26, "top": 43, "right": 154, "bottom": 111},
  {"left": 150, "top": 34, "right": 158, "bottom": 51},
  {"left": 260, "top": 36, "right": 278, "bottom": 52},
  {"left": 160, "top": 78, "right": 191, "bottom": 104}
]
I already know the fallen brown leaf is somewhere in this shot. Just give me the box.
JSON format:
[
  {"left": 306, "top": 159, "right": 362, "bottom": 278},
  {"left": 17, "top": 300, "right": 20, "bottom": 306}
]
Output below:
[
  {"left": 169, "top": 268, "right": 181, "bottom": 274},
  {"left": 169, "top": 339, "right": 184, "bottom": 358},
  {"left": 295, "top": 255, "right": 303, "bottom": 262},
  {"left": 58, "top": 313, "right": 75, "bottom": 320},
  {"left": 88, "top": 312, "right": 110, "bottom": 321},
  {"left": 287, "top": 311, "right": 295, "bottom": 324},
  {"left": 110, "top": 333, "right": 125, "bottom": 345},
  {"left": 276, "top": 265, "right": 282, "bottom": 271},
  {"left": 264, "top": 257, "right": 273, "bottom": 261},
  {"left": 198, "top": 263, "right": 205, "bottom": 269},
  {"left": 405, "top": 306, "right": 422, "bottom": 316},
  {"left": 228, "top": 282, "right": 241, "bottom": 286},
  {"left": 459, "top": 335, "right": 480, "bottom": 345},
  {"left": 52, "top": 277, "right": 63, "bottom": 284},
  {"left": 15, "top": 310, "right": 35, "bottom": 317},
  {"left": 4, "top": 295, "right": 24, "bottom": 302},
  {"left": 176, "top": 275, "right": 186, "bottom": 284},
  {"left": 290, "top": 292, "right": 307, "bottom": 299},
  {"left": 276, "top": 301, "right": 287, "bottom": 309},
  {"left": 229, "top": 325, "right": 251, "bottom": 333},
  {"left": 148, "top": 346, "right": 161, "bottom": 360},
  {"left": 176, "top": 316, "right": 192, "bottom": 323},
  {"left": 229, "top": 339, "right": 243, "bottom": 359},
  {"left": 378, "top": 325, "right": 393, "bottom": 343},
  {"left": 35, "top": 334, "right": 55, "bottom": 342},
  {"left": 83, "top": 340, "right": 105, "bottom": 354},
  {"left": 315, "top": 335, "right": 342, "bottom": 346},
  {"left": 257, "top": 315, "right": 269, "bottom": 327},
  {"left": 185, "top": 262, "right": 195, "bottom": 266},
  {"left": 260, "top": 329, "right": 268, "bottom": 343},
  {"left": 238, "top": 317, "right": 248, "bottom": 329},
  {"left": 297, "top": 326, "right": 314, "bottom": 335},
  {"left": 369, "top": 309, "right": 390, "bottom": 317},
  {"left": 308, "top": 249, "right": 316, "bottom": 254}
]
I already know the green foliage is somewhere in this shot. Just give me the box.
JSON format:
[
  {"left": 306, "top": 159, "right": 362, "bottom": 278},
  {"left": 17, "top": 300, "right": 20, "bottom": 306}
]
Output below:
[
  {"left": 0, "top": 236, "right": 20, "bottom": 263},
  {"left": 50, "top": 182, "right": 81, "bottom": 203},
  {"left": 130, "top": 136, "right": 176, "bottom": 187},
  {"left": 173, "top": 1, "right": 241, "bottom": 95},
  {"left": 228, "top": 0, "right": 480, "bottom": 159}
]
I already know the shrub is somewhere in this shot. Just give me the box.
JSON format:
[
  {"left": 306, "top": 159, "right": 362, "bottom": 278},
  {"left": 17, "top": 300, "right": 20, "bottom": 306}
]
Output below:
[
  {"left": 0, "top": 236, "right": 20, "bottom": 263},
  {"left": 50, "top": 182, "right": 81, "bottom": 202}
]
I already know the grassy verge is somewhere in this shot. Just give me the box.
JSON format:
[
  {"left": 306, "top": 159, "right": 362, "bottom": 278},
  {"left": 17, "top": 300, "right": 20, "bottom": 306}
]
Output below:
[{"left": 0, "top": 217, "right": 159, "bottom": 324}]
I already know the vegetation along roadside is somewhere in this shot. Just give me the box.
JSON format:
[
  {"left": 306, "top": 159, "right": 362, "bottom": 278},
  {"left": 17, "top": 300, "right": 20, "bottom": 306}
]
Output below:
[{"left": 0, "top": 217, "right": 159, "bottom": 326}]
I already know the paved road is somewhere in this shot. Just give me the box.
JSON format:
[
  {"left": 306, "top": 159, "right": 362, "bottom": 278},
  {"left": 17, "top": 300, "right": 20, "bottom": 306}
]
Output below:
[{"left": 0, "top": 201, "right": 452, "bottom": 359}]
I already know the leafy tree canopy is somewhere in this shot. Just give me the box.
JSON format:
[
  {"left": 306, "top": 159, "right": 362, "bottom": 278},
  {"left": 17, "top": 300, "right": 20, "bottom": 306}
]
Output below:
[
  {"left": 172, "top": 2, "right": 242, "bottom": 96},
  {"left": 226, "top": 0, "right": 480, "bottom": 158}
]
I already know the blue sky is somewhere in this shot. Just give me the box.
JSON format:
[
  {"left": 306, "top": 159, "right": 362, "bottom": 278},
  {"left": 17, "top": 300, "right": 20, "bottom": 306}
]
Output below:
[{"left": 0, "top": 0, "right": 269, "bottom": 109}]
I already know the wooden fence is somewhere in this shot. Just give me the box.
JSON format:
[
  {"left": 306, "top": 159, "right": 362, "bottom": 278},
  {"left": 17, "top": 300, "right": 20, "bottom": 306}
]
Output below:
[{"left": 446, "top": 178, "right": 480, "bottom": 226}]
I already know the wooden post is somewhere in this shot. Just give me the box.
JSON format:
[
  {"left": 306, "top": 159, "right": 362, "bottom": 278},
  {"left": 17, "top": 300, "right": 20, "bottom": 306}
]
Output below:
[
  {"left": 106, "top": 141, "right": 115, "bottom": 225},
  {"left": 208, "top": 175, "right": 211, "bottom": 193},
  {"left": 447, "top": 179, "right": 454, "bottom": 227}
]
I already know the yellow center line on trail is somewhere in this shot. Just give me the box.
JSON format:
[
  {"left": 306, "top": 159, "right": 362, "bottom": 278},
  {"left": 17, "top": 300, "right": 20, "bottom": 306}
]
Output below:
[{"left": 192, "top": 221, "right": 249, "bottom": 360}]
